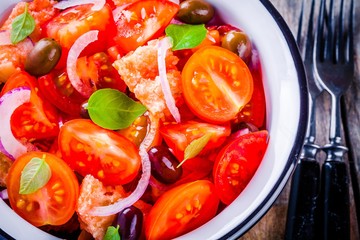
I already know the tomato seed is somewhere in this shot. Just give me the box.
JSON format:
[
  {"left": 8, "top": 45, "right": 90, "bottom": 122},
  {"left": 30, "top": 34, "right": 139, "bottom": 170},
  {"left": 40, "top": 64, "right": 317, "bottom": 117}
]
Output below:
[
  {"left": 16, "top": 199, "right": 26, "bottom": 209},
  {"left": 54, "top": 195, "right": 63, "bottom": 204}
]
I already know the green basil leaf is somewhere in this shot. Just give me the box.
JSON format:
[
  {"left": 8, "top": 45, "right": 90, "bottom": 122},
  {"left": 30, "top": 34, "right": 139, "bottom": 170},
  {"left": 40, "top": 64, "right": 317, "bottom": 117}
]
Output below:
[
  {"left": 19, "top": 156, "right": 52, "bottom": 195},
  {"left": 178, "top": 133, "right": 213, "bottom": 167},
  {"left": 11, "top": 4, "right": 35, "bottom": 44},
  {"left": 87, "top": 88, "right": 147, "bottom": 130},
  {"left": 104, "top": 226, "right": 120, "bottom": 240},
  {"left": 165, "top": 24, "right": 207, "bottom": 50}
]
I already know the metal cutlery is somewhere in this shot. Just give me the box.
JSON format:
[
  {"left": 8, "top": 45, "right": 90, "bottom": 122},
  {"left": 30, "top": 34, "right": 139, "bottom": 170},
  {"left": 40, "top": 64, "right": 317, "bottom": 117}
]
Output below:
[
  {"left": 285, "top": 0, "right": 322, "bottom": 239},
  {"left": 313, "top": 0, "right": 354, "bottom": 238}
]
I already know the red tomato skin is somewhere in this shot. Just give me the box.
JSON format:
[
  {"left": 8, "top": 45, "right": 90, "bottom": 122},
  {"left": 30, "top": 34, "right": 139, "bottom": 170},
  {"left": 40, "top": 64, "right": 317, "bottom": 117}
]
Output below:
[
  {"left": 1, "top": 71, "right": 60, "bottom": 140},
  {"left": 113, "top": 0, "right": 180, "bottom": 52},
  {"left": 237, "top": 66, "right": 266, "bottom": 128},
  {"left": 213, "top": 130, "right": 268, "bottom": 205},
  {"left": 6, "top": 152, "right": 79, "bottom": 227},
  {"left": 160, "top": 121, "right": 231, "bottom": 160},
  {"left": 145, "top": 180, "right": 219, "bottom": 240},
  {"left": 45, "top": 4, "right": 116, "bottom": 51},
  {"left": 181, "top": 46, "right": 254, "bottom": 124},
  {"left": 58, "top": 119, "right": 141, "bottom": 186},
  {"left": 38, "top": 71, "right": 86, "bottom": 116}
]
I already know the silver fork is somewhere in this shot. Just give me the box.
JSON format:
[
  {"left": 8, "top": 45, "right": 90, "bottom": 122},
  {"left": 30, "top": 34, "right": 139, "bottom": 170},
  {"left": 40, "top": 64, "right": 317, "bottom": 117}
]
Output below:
[
  {"left": 285, "top": 1, "right": 323, "bottom": 239},
  {"left": 313, "top": 0, "right": 354, "bottom": 238}
]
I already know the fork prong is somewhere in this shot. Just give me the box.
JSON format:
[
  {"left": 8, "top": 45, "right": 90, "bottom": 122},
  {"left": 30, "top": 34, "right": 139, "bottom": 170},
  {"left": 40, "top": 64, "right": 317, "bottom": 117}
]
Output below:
[
  {"left": 347, "top": 0, "right": 354, "bottom": 63},
  {"left": 316, "top": 0, "right": 326, "bottom": 61},
  {"left": 296, "top": 1, "right": 304, "bottom": 46},
  {"left": 304, "top": 0, "right": 316, "bottom": 60},
  {"left": 297, "top": 0, "right": 316, "bottom": 60},
  {"left": 326, "top": 0, "right": 335, "bottom": 61},
  {"left": 337, "top": 0, "right": 354, "bottom": 64}
]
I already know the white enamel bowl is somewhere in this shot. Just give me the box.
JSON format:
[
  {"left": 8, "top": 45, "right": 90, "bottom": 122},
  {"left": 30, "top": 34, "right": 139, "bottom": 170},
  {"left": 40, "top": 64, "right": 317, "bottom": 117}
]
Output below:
[{"left": 0, "top": 0, "right": 308, "bottom": 239}]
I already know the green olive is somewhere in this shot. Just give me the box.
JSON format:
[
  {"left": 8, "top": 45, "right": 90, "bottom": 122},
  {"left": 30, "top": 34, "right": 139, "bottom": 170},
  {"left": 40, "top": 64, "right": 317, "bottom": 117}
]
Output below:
[
  {"left": 25, "top": 38, "right": 62, "bottom": 76},
  {"left": 177, "top": 0, "right": 214, "bottom": 24},
  {"left": 221, "top": 30, "right": 252, "bottom": 63}
]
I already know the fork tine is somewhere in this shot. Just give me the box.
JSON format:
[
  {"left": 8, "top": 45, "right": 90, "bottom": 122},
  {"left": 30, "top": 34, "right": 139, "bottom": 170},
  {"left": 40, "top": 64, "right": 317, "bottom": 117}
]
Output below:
[
  {"left": 316, "top": 0, "right": 326, "bottom": 61},
  {"left": 296, "top": 1, "right": 304, "bottom": 45},
  {"left": 304, "top": 0, "right": 316, "bottom": 59},
  {"left": 347, "top": 0, "right": 354, "bottom": 63},
  {"left": 326, "top": 0, "right": 335, "bottom": 61}
]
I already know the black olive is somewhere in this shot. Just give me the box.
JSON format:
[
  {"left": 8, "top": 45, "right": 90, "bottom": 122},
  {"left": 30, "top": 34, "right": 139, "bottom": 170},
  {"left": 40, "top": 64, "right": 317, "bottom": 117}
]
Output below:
[
  {"left": 221, "top": 30, "right": 252, "bottom": 62},
  {"left": 115, "top": 206, "right": 143, "bottom": 240},
  {"left": 25, "top": 38, "right": 62, "bottom": 76},
  {"left": 148, "top": 145, "right": 183, "bottom": 184},
  {"left": 177, "top": 0, "right": 215, "bottom": 24}
]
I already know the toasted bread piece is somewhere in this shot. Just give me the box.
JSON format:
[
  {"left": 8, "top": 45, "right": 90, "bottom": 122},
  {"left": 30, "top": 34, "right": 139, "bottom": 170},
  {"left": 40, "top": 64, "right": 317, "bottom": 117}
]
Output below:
[
  {"left": 77, "top": 175, "right": 126, "bottom": 240},
  {"left": 0, "top": 152, "right": 12, "bottom": 187},
  {"left": 114, "top": 39, "right": 182, "bottom": 119}
]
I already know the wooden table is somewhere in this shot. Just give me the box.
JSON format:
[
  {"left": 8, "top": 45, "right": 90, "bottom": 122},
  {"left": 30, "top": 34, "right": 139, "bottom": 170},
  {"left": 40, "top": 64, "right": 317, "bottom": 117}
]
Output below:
[{"left": 241, "top": 0, "right": 360, "bottom": 239}]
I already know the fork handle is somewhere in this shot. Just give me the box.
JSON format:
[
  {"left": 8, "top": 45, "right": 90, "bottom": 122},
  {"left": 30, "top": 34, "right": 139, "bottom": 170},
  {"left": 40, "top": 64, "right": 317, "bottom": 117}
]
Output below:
[
  {"left": 320, "top": 160, "right": 350, "bottom": 240},
  {"left": 285, "top": 157, "right": 320, "bottom": 240}
]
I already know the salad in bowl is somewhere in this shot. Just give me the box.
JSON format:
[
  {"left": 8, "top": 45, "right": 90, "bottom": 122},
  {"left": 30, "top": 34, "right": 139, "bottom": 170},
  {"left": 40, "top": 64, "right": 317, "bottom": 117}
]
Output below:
[{"left": 0, "top": 0, "right": 307, "bottom": 239}]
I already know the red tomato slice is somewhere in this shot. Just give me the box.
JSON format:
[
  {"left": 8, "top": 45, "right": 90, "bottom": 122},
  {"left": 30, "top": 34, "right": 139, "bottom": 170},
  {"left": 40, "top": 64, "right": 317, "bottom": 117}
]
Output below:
[
  {"left": 213, "top": 130, "right": 268, "bottom": 205},
  {"left": 76, "top": 52, "right": 127, "bottom": 92},
  {"left": 6, "top": 152, "right": 79, "bottom": 227},
  {"left": 0, "top": 71, "right": 60, "bottom": 141},
  {"left": 58, "top": 119, "right": 141, "bottom": 186},
  {"left": 159, "top": 121, "right": 231, "bottom": 160},
  {"left": 113, "top": 0, "right": 179, "bottom": 52},
  {"left": 237, "top": 66, "right": 266, "bottom": 128},
  {"left": 182, "top": 45, "right": 253, "bottom": 123},
  {"left": 145, "top": 180, "right": 219, "bottom": 240},
  {"left": 38, "top": 71, "right": 86, "bottom": 116},
  {"left": 45, "top": 4, "right": 115, "bottom": 50}
]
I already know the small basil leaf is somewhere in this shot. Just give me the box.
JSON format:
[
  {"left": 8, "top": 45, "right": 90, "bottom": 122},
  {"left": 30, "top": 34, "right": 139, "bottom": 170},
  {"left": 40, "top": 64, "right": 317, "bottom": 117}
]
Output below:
[
  {"left": 19, "top": 156, "right": 52, "bottom": 195},
  {"left": 87, "top": 88, "right": 147, "bottom": 130},
  {"left": 11, "top": 4, "right": 35, "bottom": 44},
  {"left": 165, "top": 24, "right": 207, "bottom": 50},
  {"left": 104, "top": 226, "right": 120, "bottom": 240},
  {"left": 178, "top": 133, "right": 213, "bottom": 167}
]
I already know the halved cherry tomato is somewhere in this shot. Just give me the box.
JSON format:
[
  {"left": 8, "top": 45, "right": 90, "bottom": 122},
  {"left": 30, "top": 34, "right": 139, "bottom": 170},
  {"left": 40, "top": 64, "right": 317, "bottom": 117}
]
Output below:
[
  {"left": 237, "top": 66, "right": 266, "bottom": 128},
  {"left": 38, "top": 71, "right": 86, "bottom": 116},
  {"left": 213, "top": 130, "right": 268, "bottom": 205},
  {"left": 6, "top": 152, "right": 79, "bottom": 227},
  {"left": 182, "top": 46, "right": 253, "bottom": 123},
  {"left": 0, "top": 71, "right": 60, "bottom": 141},
  {"left": 160, "top": 121, "right": 231, "bottom": 160},
  {"left": 113, "top": 0, "right": 179, "bottom": 52},
  {"left": 76, "top": 52, "right": 127, "bottom": 92},
  {"left": 145, "top": 180, "right": 219, "bottom": 240},
  {"left": 58, "top": 119, "right": 141, "bottom": 186},
  {"left": 45, "top": 4, "right": 115, "bottom": 50}
]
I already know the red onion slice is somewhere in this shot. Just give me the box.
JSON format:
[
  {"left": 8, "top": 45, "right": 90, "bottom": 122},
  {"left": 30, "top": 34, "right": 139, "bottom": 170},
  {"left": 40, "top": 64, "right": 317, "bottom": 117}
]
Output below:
[
  {"left": 0, "top": 189, "right": 8, "bottom": 200},
  {"left": 54, "top": 0, "right": 105, "bottom": 11},
  {"left": 0, "top": 87, "right": 31, "bottom": 160},
  {"left": 89, "top": 146, "right": 151, "bottom": 216},
  {"left": 67, "top": 30, "right": 99, "bottom": 98},
  {"left": 157, "top": 37, "right": 181, "bottom": 123}
]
